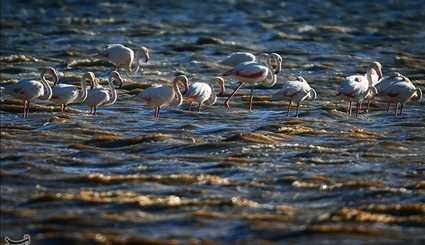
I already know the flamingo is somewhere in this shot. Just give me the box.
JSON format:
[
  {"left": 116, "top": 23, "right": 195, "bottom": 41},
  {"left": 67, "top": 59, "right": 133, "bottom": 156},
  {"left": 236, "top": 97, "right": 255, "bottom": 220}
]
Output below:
[
  {"left": 95, "top": 44, "right": 150, "bottom": 73},
  {"left": 137, "top": 75, "right": 189, "bottom": 118},
  {"left": 272, "top": 76, "right": 317, "bottom": 117},
  {"left": 375, "top": 72, "right": 422, "bottom": 116},
  {"left": 4, "top": 67, "right": 54, "bottom": 117},
  {"left": 220, "top": 52, "right": 282, "bottom": 74},
  {"left": 84, "top": 71, "right": 123, "bottom": 115},
  {"left": 51, "top": 71, "right": 95, "bottom": 112},
  {"left": 184, "top": 77, "right": 225, "bottom": 112},
  {"left": 336, "top": 62, "right": 381, "bottom": 117},
  {"left": 221, "top": 54, "right": 280, "bottom": 111}
]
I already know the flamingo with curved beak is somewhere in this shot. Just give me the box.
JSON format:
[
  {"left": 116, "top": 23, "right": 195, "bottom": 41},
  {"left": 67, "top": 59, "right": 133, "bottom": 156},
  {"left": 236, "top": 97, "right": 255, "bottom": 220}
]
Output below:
[
  {"left": 5, "top": 67, "right": 54, "bottom": 117},
  {"left": 84, "top": 71, "right": 123, "bottom": 115},
  {"left": 95, "top": 44, "right": 150, "bottom": 73},
  {"left": 137, "top": 75, "right": 189, "bottom": 118}
]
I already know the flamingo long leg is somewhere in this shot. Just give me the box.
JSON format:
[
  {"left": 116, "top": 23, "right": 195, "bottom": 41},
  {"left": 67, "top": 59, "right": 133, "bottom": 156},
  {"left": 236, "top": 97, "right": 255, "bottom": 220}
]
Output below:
[
  {"left": 156, "top": 107, "right": 160, "bottom": 118},
  {"left": 399, "top": 103, "right": 404, "bottom": 116},
  {"left": 355, "top": 102, "right": 360, "bottom": 118},
  {"left": 348, "top": 101, "right": 352, "bottom": 116},
  {"left": 93, "top": 106, "right": 97, "bottom": 115},
  {"left": 26, "top": 101, "right": 30, "bottom": 118},
  {"left": 188, "top": 102, "right": 193, "bottom": 111},
  {"left": 224, "top": 82, "right": 244, "bottom": 110},
  {"left": 249, "top": 88, "right": 254, "bottom": 111},
  {"left": 395, "top": 103, "right": 399, "bottom": 117},
  {"left": 295, "top": 102, "right": 300, "bottom": 117},
  {"left": 287, "top": 100, "right": 292, "bottom": 116},
  {"left": 197, "top": 103, "right": 201, "bottom": 112},
  {"left": 23, "top": 100, "right": 27, "bottom": 118},
  {"left": 60, "top": 104, "right": 64, "bottom": 112},
  {"left": 386, "top": 103, "right": 390, "bottom": 112}
]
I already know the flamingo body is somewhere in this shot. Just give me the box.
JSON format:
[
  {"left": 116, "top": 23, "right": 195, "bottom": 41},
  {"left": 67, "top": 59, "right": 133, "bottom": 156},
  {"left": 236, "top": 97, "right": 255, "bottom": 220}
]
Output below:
[
  {"left": 137, "top": 75, "right": 189, "bottom": 118},
  {"left": 272, "top": 76, "right": 317, "bottom": 116},
  {"left": 96, "top": 44, "right": 149, "bottom": 72}
]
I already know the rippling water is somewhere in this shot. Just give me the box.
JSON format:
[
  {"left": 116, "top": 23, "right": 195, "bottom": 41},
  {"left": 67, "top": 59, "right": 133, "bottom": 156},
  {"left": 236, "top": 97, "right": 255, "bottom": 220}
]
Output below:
[{"left": 1, "top": 0, "right": 425, "bottom": 244}]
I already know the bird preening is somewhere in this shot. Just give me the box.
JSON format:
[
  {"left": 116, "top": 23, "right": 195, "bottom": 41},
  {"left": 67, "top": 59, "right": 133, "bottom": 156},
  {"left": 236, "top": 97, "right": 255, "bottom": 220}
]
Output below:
[{"left": 2, "top": 45, "right": 422, "bottom": 120}]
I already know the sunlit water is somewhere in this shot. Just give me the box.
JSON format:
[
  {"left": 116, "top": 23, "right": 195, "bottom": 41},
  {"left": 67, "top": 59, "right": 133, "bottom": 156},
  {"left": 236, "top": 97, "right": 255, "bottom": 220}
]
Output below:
[{"left": 1, "top": 0, "right": 424, "bottom": 244}]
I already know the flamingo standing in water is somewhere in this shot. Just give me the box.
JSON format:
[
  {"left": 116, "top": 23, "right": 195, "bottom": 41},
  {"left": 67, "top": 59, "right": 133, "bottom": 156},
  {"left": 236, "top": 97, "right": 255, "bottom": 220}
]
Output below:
[
  {"left": 4, "top": 67, "right": 54, "bottom": 117},
  {"left": 51, "top": 71, "right": 95, "bottom": 112},
  {"left": 375, "top": 72, "right": 422, "bottom": 116},
  {"left": 95, "top": 44, "right": 150, "bottom": 73},
  {"left": 137, "top": 75, "right": 189, "bottom": 118},
  {"left": 184, "top": 77, "right": 225, "bottom": 112},
  {"left": 272, "top": 76, "right": 317, "bottom": 117},
  {"left": 221, "top": 53, "right": 281, "bottom": 111},
  {"left": 84, "top": 71, "right": 123, "bottom": 115},
  {"left": 336, "top": 62, "right": 382, "bottom": 117}
]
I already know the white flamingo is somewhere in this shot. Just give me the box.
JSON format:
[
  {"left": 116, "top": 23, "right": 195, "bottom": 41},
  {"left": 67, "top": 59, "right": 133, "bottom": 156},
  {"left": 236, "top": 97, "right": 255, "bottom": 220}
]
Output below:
[
  {"left": 95, "top": 44, "right": 150, "bottom": 73},
  {"left": 375, "top": 72, "right": 422, "bottom": 116},
  {"left": 221, "top": 56, "right": 278, "bottom": 111},
  {"left": 137, "top": 75, "right": 189, "bottom": 118},
  {"left": 184, "top": 77, "right": 225, "bottom": 112},
  {"left": 336, "top": 62, "right": 381, "bottom": 117},
  {"left": 220, "top": 52, "right": 282, "bottom": 74},
  {"left": 4, "top": 67, "right": 54, "bottom": 117},
  {"left": 51, "top": 71, "right": 95, "bottom": 112},
  {"left": 85, "top": 71, "right": 123, "bottom": 115},
  {"left": 272, "top": 76, "right": 317, "bottom": 117}
]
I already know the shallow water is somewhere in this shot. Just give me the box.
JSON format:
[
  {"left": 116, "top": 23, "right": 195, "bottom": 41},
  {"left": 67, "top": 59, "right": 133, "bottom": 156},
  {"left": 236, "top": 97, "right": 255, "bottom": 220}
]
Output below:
[{"left": 1, "top": 0, "right": 425, "bottom": 244}]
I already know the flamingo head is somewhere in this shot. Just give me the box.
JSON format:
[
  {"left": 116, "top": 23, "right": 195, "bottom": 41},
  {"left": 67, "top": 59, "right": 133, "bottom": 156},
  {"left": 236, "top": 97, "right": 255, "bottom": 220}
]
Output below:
[
  {"left": 369, "top": 61, "right": 383, "bottom": 79},
  {"left": 297, "top": 76, "right": 307, "bottom": 83},
  {"left": 43, "top": 67, "right": 59, "bottom": 85},
  {"left": 82, "top": 72, "right": 96, "bottom": 87},
  {"left": 213, "top": 76, "right": 225, "bottom": 95},
  {"left": 139, "top": 46, "right": 150, "bottom": 63},
  {"left": 270, "top": 53, "right": 282, "bottom": 74},
  {"left": 111, "top": 71, "right": 124, "bottom": 88},
  {"left": 174, "top": 75, "right": 189, "bottom": 94}
]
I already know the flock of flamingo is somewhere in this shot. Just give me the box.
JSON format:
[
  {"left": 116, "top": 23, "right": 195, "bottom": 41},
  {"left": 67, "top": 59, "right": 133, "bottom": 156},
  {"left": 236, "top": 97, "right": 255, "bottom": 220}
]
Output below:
[{"left": 3, "top": 44, "right": 423, "bottom": 119}]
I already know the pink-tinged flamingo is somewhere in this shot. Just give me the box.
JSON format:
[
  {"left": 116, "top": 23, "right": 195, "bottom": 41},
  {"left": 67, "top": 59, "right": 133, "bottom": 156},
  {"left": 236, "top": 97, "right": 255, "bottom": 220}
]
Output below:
[
  {"left": 137, "top": 75, "right": 189, "bottom": 118},
  {"left": 95, "top": 44, "right": 150, "bottom": 73},
  {"left": 221, "top": 54, "right": 281, "bottom": 111},
  {"left": 220, "top": 52, "right": 282, "bottom": 74},
  {"left": 336, "top": 62, "right": 381, "bottom": 117},
  {"left": 51, "top": 70, "right": 94, "bottom": 112},
  {"left": 184, "top": 77, "right": 225, "bottom": 111},
  {"left": 272, "top": 76, "right": 317, "bottom": 117},
  {"left": 84, "top": 71, "right": 123, "bottom": 115},
  {"left": 375, "top": 72, "right": 422, "bottom": 116},
  {"left": 4, "top": 67, "right": 54, "bottom": 117}
]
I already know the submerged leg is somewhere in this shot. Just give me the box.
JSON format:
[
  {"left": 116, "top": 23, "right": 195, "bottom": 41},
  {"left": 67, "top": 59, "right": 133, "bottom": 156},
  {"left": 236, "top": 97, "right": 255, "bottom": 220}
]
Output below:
[
  {"left": 395, "top": 103, "right": 399, "bottom": 117},
  {"left": 249, "top": 88, "right": 254, "bottom": 112},
  {"left": 287, "top": 100, "right": 292, "bottom": 116},
  {"left": 224, "top": 82, "right": 244, "bottom": 110},
  {"left": 295, "top": 102, "right": 300, "bottom": 117},
  {"left": 23, "top": 100, "right": 27, "bottom": 118},
  {"left": 93, "top": 106, "right": 97, "bottom": 115},
  {"left": 348, "top": 101, "right": 352, "bottom": 116}
]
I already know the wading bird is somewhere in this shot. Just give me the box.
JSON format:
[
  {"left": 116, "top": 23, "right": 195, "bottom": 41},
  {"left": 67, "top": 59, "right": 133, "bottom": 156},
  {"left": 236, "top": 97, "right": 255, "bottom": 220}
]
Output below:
[
  {"left": 4, "top": 67, "right": 54, "bottom": 118},
  {"left": 95, "top": 44, "right": 150, "bottom": 73},
  {"left": 51, "top": 71, "right": 95, "bottom": 112},
  {"left": 375, "top": 72, "right": 422, "bottom": 116},
  {"left": 137, "top": 75, "right": 189, "bottom": 118},
  {"left": 85, "top": 71, "right": 123, "bottom": 115},
  {"left": 184, "top": 77, "right": 225, "bottom": 112},
  {"left": 336, "top": 62, "right": 381, "bottom": 117},
  {"left": 221, "top": 54, "right": 281, "bottom": 111},
  {"left": 220, "top": 52, "right": 282, "bottom": 74},
  {"left": 272, "top": 76, "right": 317, "bottom": 117}
]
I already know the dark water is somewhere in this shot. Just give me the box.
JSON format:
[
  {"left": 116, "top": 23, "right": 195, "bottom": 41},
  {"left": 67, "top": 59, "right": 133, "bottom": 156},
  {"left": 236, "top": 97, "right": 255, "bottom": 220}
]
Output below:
[{"left": 1, "top": 0, "right": 425, "bottom": 244}]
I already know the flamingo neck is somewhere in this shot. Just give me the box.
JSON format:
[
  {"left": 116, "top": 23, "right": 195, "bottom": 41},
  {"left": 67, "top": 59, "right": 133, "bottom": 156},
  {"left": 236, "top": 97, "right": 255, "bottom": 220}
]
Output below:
[
  {"left": 173, "top": 80, "right": 183, "bottom": 106},
  {"left": 129, "top": 49, "right": 141, "bottom": 73},
  {"left": 104, "top": 77, "right": 117, "bottom": 105},
  {"left": 39, "top": 72, "right": 53, "bottom": 100},
  {"left": 78, "top": 79, "right": 88, "bottom": 102}
]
